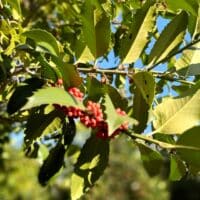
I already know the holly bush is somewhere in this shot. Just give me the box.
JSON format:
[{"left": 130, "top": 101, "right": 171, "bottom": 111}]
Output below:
[{"left": 0, "top": 0, "right": 200, "bottom": 199}]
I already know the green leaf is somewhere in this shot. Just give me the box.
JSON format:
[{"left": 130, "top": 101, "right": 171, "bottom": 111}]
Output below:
[
  {"left": 51, "top": 56, "right": 82, "bottom": 88},
  {"left": 166, "top": 0, "right": 199, "bottom": 16},
  {"left": 71, "top": 134, "right": 109, "bottom": 200},
  {"left": 175, "top": 42, "right": 200, "bottom": 76},
  {"left": 24, "top": 106, "right": 64, "bottom": 146},
  {"left": 22, "top": 87, "right": 84, "bottom": 111},
  {"left": 132, "top": 87, "right": 150, "bottom": 133},
  {"left": 169, "top": 154, "right": 186, "bottom": 181},
  {"left": 148, "top": 11, "right": 188, "bottom": 65},
  {"left": 104, "top": 94, "right": 137, "bottom": 136},
  {"left": 38, "top": 55, "right": 58, "bottom": 82},
  {"left": 153, "top": 83, "right": 200, "bottom": 134},
  {"left": 137, "top": 142, "right": 164, "bottom": 176},
  {"left": 86, "top": 77, "right": 105, "bottom": 102},
  {"left": 7, "top": 78, "right": 45, "bottom": 114},
  {"left": 121, "top": 4, "right": 156, "bottom": 64},
  {"left": 75, "top": 0, "right": 111, "bottom": 63},
  {"left": 133, "top": 71, "right": 156, "bottom": 106},
  {"left": 7, "top": 0, "right": 22, "bottom": 20},
  {"left": 22, "top": 29, "right": 59, "bottom": 56},
  {"left": 38, "top": 142, "right": 65, "bottom": 186},
  {"left": 177, "top": 126, "right": 200, "bottom": 170}
]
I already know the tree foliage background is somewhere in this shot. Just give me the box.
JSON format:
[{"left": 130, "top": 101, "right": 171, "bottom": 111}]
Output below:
[{"left": 0, "top": 0, "right": 200, "bottom": 199}]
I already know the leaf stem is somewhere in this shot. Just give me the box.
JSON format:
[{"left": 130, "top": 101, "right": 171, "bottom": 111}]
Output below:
[{"left": 124, "top": 131, "right": 200, "bottom": 150}]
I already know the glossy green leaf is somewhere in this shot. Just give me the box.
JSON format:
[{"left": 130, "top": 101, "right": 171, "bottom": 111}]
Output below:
[
  {"left": 22, "top": 29, "right": 59, "bottom": 56},
  {"left": 121, "top": 4, "right": 156, "bottom": 64},
  {"left": 133, "top": 71, "right": 156, "bottom": 106},
  {"left": 71, "top": 135, "right": 109, "bottom": 200},
  {"left": 137, "top": 142, "right": 164, "bottom": 176},
  {"left": 153, "top": 83, "right": 200, "bottom": 134},
  {"left": 22, "top": 87, "right": 84, "bottom": 111},
  {"left": 177, "top": 126, "right": 200, "bottom": 170},
  {"left": 104, "top": 94, "right": 137, "bottom": 136},
  {"left": 148, "top": 11, "right": 188, "bottom": 65},
  {"left": 166, "top": 0, "right": 199, "bottom": 16},
  {"left": 169, "top": 154, "right": 186, "bottom": 181}
]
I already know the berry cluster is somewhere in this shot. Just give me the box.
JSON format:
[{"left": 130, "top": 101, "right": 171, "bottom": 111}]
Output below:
[{"left": 54, "top": 81, "right": 128, "bottom": 139}]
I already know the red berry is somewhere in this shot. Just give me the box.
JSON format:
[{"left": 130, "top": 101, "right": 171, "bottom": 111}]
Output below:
[{"left": 57, "top": 78, "right": 63, "bottom": 85}]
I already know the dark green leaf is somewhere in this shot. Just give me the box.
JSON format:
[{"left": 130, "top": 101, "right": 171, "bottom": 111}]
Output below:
[
  {"left": 71, "top": 134, "right": 109, "bottom": 200},
  {"left": 24, "top": 106, "right": 64, "bottom": 146},
  {"left": 63, "top": 117, "right": 76, "bottom": 146},
  {"left": 137, "top": 142, "right": 164, "bottom": 176},
  {"left": 132, "top": 87, "right": 149, "bottom": 133},
  {"left": 7, "top": 78, "right": 45, "bottom": 114},
  {"left": 38, "top": 142, "right": 65, "bottom": 186}
]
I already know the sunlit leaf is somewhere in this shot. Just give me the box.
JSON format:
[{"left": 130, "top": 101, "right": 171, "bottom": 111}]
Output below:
[
  {"left": 104, "top": 94, "right": 137, "bottom": 136},
  {"left": 121, "top": 3, "right": 156, "bottom": 64},
  {"left": 175, "top": 42, "right": 200, "bottom": 76},
  {"left": 148, "top": 11, "right": 188, "bottom": 65},
  {"left": 133, "top": 71, "right": 156, "bottom": 106},
  {"left": 22, "top": 87, "right": 84, "bottom": 111},
  {"left": 153, "top": 83, "right": 200, "bottom": 134},
  {"left": 22, "top": 29, "right": 59, "bottom": 56}
]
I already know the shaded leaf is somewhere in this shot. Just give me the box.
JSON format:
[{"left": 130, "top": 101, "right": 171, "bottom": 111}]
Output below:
[
  {"left": 22, "top": 29, "right": 59, "bottom": 56},
  {"left": 38, "top": 142, "right": 65, "bottom": 186},
  {"left": 132, "top": 87, "right": 149, "bottom": 133},
  {"left": 177, "top": 126, "right": 200, "bottom": 170},
  {"left": 137, "top": 142, "right": 164, "bottom": 176},
  {"left": 38, "top": 55, "right": 58, "bottom": 82},
  {"left": 24, "top": 106, "right": 64, "bottom": 146},
  {"left": 71, "top": 134, "right": 109, "bottom": 200},
  {"left": 51, "top": 56, "right": 82, "bottom": 88},
  {"left": 153, "top": 83, "right": 200, "bottom": 134},
  {"left": 169, "top": 154, "right": 186, "bottom": 181},
  {"left": 63, "top": 117, "right": 76, "bottom": 146},
  {"left": 7, "top": 78, "right": 45, "bottom": 114},
  {"left": 166, "top": 0, "right": 199, "bottom": 16},
  {"left": 148, "top": 11, "right": 188, "bottom": 65}
]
